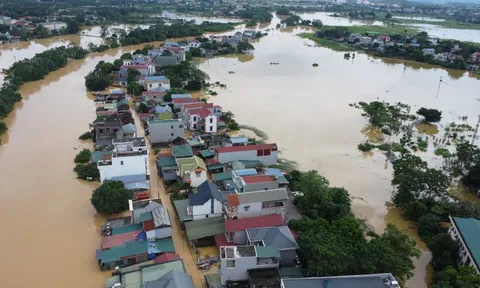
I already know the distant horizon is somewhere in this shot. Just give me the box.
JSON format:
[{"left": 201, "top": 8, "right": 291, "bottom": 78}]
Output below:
[{"left": 408, "top": 0, "right": 480, "bottom": 4}]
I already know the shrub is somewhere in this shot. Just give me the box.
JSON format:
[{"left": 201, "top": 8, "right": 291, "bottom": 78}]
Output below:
[
  {"left": 74, "top": 149, "right": 91, "bottom": 164},
  {"left": 91, "top": 181, "right": 133, "bottom": 214},
  {"left": 358, "top": 142, "right": 375, "bottom": 152},
  {"left": 74, "top": 162, "right": 99, "bottom": 180},
  {"left": 79, "top": 131, "right": 92, "bottom": 140}
]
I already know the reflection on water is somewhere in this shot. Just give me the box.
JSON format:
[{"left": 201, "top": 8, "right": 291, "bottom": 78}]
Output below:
[
  {"left": 298, "top": 12, "right": 384, "bottom": 26},
  {"left": 407, "top": 23, "right": 480, "bottom": 43}
]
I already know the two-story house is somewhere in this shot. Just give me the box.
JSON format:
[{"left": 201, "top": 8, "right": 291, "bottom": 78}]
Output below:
[
  {"left": 148, "top": 119, "right": 185, "bottom": 144},
  {"left": 176, "top": 156, "right": 207, "bottom": 188},
  {"left": 224, "top": 214, "right": 284, "bottom": 244},
  {"left": 215, "top": 143, "right": 278, "bottom": 165},
  {"left": 245, "top": 226, "right": 298, "bottom": 267},
  {"left": 220, "top": 245, "right": 280, "bottom": 285},
  {"left": 140, "top": 76, "right": 171, "bottom": 91},
  {"left": 231, "top": 174, "right": 279, "bottom": 193},
  {"left": 224, "top": 188, "right": 288, "bottom": 220},
  {"left": 448, "top": 216, "right": 480, "bottom": 273},
  {"left": 97, "top": 137, "right": 150, "bottom": 184},
  {"left": 187, "top": 180, "right": 226, "bottom": 220},
  {"left": 187, "top": 107, "right": 217, "bottom": 133},
  {"left": 142, "top": 91, "right": 166, "bottom": 104}
]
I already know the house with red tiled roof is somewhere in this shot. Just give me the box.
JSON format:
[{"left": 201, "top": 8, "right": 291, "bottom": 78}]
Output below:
[
  {"left": 232, "top": 174, "right": 279, "bottom": 193},
  {"left": 224, "top": 214, "right": 284, "bottom": 244},
  {"left": 187, "top": 107, "right": 217, "bottom": 134},
  {"left": 172, "top": 97, "right": 199, "bottom": 109},
  {"left": 215, "top": 143, "right": 278, "bottom": 165}
]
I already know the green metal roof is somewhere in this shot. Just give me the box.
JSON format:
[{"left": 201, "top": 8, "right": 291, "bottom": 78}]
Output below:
[
  {"left": 172, "top": 144, "right": 193, "bottom": 158},
  {"left": 278, "top": 267, "right": 305, "bottom": 278},
  {"left": 255, "top": 246, "right": 280, "bottom": 258},
  {"left": 240, "top": 160, "right": 261, "bottom": 168},
  {"left": 185, "top": 216, "right": 225, "bottom": 241},
  {"left": 208, "top": 164, "right": 224, "bottom": 171},
  {"left": 200, "top": 149, "right": 214, "bottom": 158},
  {"left": 138, "top": 211, "right": 153, "bottom": 223},
  {"left": 111, "top": 223, "right": 143, "bottom": 235},
  {"left": 117, "top": 99, "right": 129, "bottom": 107},
  {"left": 212, "top": 171, "right": 232, "bottom": 182},
  {"left": 173, "top": 199, "right": 193, "bottom": 222},
  {"left": 453, "top": 217, "right": 480, "bottom": 267},
  {"left": 157, "top": 156, "right": 176, "bottom": 167},
  {"left": 91, "top": 151, "right": 113, "bottom": 163},
  {"left": 100, "top": 240, "right": 147, "bottom": 264},
  {"left": 157, "top": 111, "right": 173, "bottom": 120}
]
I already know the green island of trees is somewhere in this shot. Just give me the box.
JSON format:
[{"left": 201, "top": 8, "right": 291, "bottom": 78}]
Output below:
[
  {"left": 287, "top": 170, "right": 420, "bottom": 283},
  {"left": 91, "top": 181, "right": 133, "bottom": 215}
]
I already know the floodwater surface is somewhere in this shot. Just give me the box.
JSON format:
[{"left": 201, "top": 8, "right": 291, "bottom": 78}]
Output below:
[{"left": 0, "top": 13, "right": 479, "bottom": 288}]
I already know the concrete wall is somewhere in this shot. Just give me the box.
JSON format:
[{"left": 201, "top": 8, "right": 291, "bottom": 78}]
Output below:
[
  {"left": 244, "top": 181, "right": 279, "bottom": 193},
  {"left": 237, "top": 202, "right": 286, "bottom": 220},
  {"left": 279, "top": 249, "right": 297, "bottom": 267},
  {"left": 98, "top": 155, "right": 149, "bottom": 183},
  {"left": 149, "top": 120, "right": 185, "bottom": 144},
  {"left": 189, "top": 170, "right": 208, "bottom": 188},
  {"left": 192, "top": 198, "right": 223, "bottom": 220},
  {"left": 204, "top": 114, "right": 217, "bottom": 133},
  {"left": 155, "top": 227, "right": 172, "bottom": 239},
  {"left": 217, "top": 150, "right": 277, "bottom": 165},
  {"left": 220, "top": 254, "right": 278, "bottom": 285}
]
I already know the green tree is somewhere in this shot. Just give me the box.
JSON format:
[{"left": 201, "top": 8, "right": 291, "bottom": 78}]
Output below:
[
  {"left": 90, "top": 181, "right": 133, "bottom": 214},
  {"left": 74, "top": 148, "right": 91, "bottom": 164},
  {"left": 312, "top": 20, "right": 323, "bottom": 28},
  {"left": 433, "top": 266, "right": 480, "bottom": 288},
  {"left": 85, "top": 71, "right": 111, "bottom": 91},
  {"left": 74, "top": 163, "right": 99, "bottom": 180},
  {"left": 138, "top": 102, "right": 149, "bottom": 113},
  {"left": 162, "top": 61, "right": 209, "bottom": 90},
  {"left": 120, "top": 53, "right": 132, "bottom": 60},
  {"left": 127, "top": 68, "right": 141, "bottom": 83},
  {"left": 417, "top": 107, "right": 442, "bottom": 123},
  {"left": 417, "top": 213, "right": 443, "bottom": 239},
  {"left": 236, "top": 41, "right": 255, "bottom": 53},
  {"left": 0, "top": 121, "right": 7, "bottom": 135},
  {"left": 386, "top": 13, "right": 393, "bottom": 19},
  {"left": 127, "top": 81, "right": 144, "bottom": 96},
  {"left": 276, "top": 8, "right": 290, "bottom": 15},
  {"left": 66, "top": 19, "right": 81, "bottom": 34}
]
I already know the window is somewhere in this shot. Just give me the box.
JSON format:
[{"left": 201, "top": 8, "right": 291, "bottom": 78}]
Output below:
[
  {"left": 171, "top": 133, "right": 174, "bottom": 136},
  {"left": 193, "top": 116, "right": 197, "bottom": 121},
  {"left": 179, "top": 125, "right": 184, "bottom": 128},
  {"left": 257, "top": 149, "right": 264, "bottom": 156},
  {"left": 171, "top": 126, "right": 174, "bottom": 129},
  {"left": 226, "top": 260, "right": 235, "bottom": 268},
  {"left": 149, "top": 84, "right": 152, "bottom": 88},
  {"left": 121, "top": 161, "right": 124, "bottom": 165},
  {"left": 99, "top": 129, "right": 104, "bottom": 134},
  {"left": 210, "top": 118, "right": 213, "bottom": 123},
  {"left": 209, "top": 126, "right": 213, "bottom": 132},
  {"left": 264, "top": 149, "right": 271, "bottom": 156},
  {"left": 196, "top": 171, "right": 202, "bottom": 178},
  {"left": 205, "top": 215, "right": 209, "bottom": 218}
]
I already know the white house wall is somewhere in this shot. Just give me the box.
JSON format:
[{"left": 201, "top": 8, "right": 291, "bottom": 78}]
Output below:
[
  {"left": 237, "top": 202, "right": 286, "bottom": 220},
  {"left": 192, "top": 199, "right": 223, "bottom": 220},
  {"left": 189, "top": 170, "right": 208, "bottom": 188},
  {"left": 98, "top": 155, "right": 149, "bottom": 183}
]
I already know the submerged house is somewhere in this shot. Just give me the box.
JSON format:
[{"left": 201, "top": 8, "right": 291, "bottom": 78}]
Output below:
[{"left": 187, "top": 180, "right": 226, "bottom": 220}]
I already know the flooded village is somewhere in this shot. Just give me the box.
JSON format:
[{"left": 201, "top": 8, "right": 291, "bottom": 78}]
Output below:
[{"left": 2, "top": 7, "right": 480, "bottom": 288}]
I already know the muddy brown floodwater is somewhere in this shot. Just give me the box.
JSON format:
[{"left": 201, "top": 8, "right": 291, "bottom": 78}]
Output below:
[{"left": 1, "top": 13, "right": 480, "bottom": 288}]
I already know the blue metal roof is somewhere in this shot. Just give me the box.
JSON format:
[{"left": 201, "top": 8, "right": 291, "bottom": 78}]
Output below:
[
  {"left": 110, "top": 174, "right": 147, "bottom": 184},
  {"left": 145, "top": 76, "right": 166, "bottom": 81},
  {"left": 171, "top": 94, "right": 191, "bottom": 99},
  {"left": 125, "top": 182, "right": 151, "bottom": 190},
  {"left": 263, "top": 168, "right": 284, "bottom": 177},
  {"left": 230, "top": 136, "right": 248, "bottom": 144},
  {"left": 234, "top": 169, "right": 257, "bottom": 176}
]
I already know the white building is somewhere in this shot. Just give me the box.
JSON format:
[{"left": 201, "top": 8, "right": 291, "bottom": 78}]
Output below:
[
  {"left": 187, "top": 180, "right": 225, "bottom": 220},
  {"left": 224, "top": 188, "right": 288, "bottom": 220},
  {"left": 448, "top": 216, "right": 480, "bottom": 273},
  {"left": 140, "top": 76, "right": 171, "bottom": 91},
  {"left": 215, "top": 143, "right": 278, "bottom": 165},
  {"left": 38, "top": 21, "right": 67, "bottom": 31},
  {"left": 97, "top": 137, "right": 150, "bottom": 183},
  {"left": 422, "top": 48, "right": 435, "bottom": 56},
  {"left": 176, "top": 156, "right": 207, "bottom": 188},
  {"left": 188, "top": 40, "right": 201, "bottom": 48},
  {"left": 187, "top": 107, "right": 217, "bottom": 133}
]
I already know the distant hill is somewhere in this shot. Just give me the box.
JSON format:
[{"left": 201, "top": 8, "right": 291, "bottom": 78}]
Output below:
[{"left": 408, "top": 0, "right": 480, "bottom": 3}]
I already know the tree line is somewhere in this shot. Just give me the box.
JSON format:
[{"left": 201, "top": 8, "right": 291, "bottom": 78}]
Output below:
[
  {"left": 0, "top": 46, "right": 89, "bottom": 138},
  {"left": 287, "top": 170, "right": 420, "bottom": 284}
]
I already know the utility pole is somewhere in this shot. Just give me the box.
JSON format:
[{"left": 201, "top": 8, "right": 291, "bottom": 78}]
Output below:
[
  {"left": 436, "top": 77, "right": 443, "bottom": 98},
  {"left": 472, "top": 114, "right": 480, "bottom": 146}
]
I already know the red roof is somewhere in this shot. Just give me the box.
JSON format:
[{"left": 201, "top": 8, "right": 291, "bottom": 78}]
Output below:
[
  {"left": 154, "top": 252, "right": 180, "bottom": 264},
  {"left": 143, "top": 219, "right": 155, "bottom": 232},
  {"left": 143, "top": 91, "right": 166, "bottom": 96},
  {"left": 215, "top": 143, "right": 277, "bottom": 154},
  {"left": 225, "top": 214, "right": 283, "bottom": 233},
  {"left": 242, "top": 175, "right": 275, "bottom": 184},
  {"left": 215, "top": 234, "right": 234, "bottom": 251},
  {"left": 122, "top": 65, "right": 148, "bottom": 70},
  {"left": 214, "top": 105, "right": 222, "bottom": 109},
  {"left": 173, "top": 98, "right": 199, "bottom": 104},
  {"left": 187, "top": 107, "right": 212, "bottom": 117},
  {"left": 207, "top": 158, "right": 221, "bottom": 165},
  {"left": 166, "top": 47, "right": 181, "bottom": 53},
  {"left": 182, "top": 103, "right": 213, "bottom": 110},
  {"left": 101, "top": 230, "right": 142, "bottom": 250},
  {"left": 226, "top": 193, "right": 240, "bottom": 206},
  {"left": 139, "top": 113, "right": 152, "bottom": 119}
]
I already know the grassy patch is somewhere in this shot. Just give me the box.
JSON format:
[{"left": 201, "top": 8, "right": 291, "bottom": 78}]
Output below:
[
  {"left": 331, "top": 25, "right": 419, "bottom": 37},
  {"left": 390, "top": 18, "right": 480, "bottom": 30},
  {"left": 417, "top": 140, "right": 428, "bottom": 152},
  {"left": 198, "top": 22, "right": 236, "bottom": 32},
  {"left": 434, "top": 148, "right": 451, "bottom": 158},
  {"left": 268, "top": 158, "right": 298, "bottom": 172},
  {"left": 238, "top": 124, "right": 269, "bottom": 140},
  {"left": 299, "top": 32, "right": 354, "bottom": 52}
]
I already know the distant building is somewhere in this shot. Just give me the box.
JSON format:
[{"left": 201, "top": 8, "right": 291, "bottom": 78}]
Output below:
[
  {"left": 215, "top": 143, "right": 278, "bottom": 165},
  {"left": 422, "top": 48, "right": 435, "bottom": 56},
  {"left": 148, "top": 119, "right": 185, "bottom": 144},
  {"left": 140, "top": 76, "right": 171, "bottom": 91}
]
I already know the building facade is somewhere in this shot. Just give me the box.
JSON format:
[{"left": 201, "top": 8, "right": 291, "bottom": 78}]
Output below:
[
  {"left": 215, "top": 144, "right": 278, "bottom": 165},
  {"left": 449, "top": 216, "right": 480, "bottom": 273},
  {"left": 148, "top": 119, "right": 185, "bottom": 144}
]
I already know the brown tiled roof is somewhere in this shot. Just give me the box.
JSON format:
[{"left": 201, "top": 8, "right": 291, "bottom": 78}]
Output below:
[
  {"left": 242, "top": 175, "right": 275, "bottom": 184},
  {"left": 226, "top": 194, "right": 240, "bottom": 206},
  {"left": 142, "top": 219, "right": 155, "bottom": 232}
]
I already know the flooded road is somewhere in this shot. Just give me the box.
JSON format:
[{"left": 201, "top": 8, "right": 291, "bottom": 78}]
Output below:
[{"left": 0, "top": 12, "right": 479, "bottom": 288}]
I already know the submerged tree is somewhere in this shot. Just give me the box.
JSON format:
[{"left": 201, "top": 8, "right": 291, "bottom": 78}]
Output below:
[
  {"left": 91, "top": 181, "right": 133, "bottom": 214},
  {"left": 417, "top": 107, "right": 442, "bottom": 123}
]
